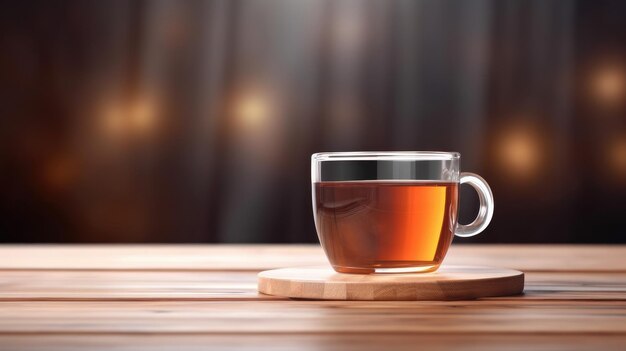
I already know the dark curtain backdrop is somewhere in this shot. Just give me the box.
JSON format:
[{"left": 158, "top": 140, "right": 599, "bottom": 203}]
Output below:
[{"left": 1, "top": 0, "right": 625, "bottom": 243}]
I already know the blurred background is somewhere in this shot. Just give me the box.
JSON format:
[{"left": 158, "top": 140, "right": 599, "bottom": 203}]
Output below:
[{"left": 1, "top": 0, "right": 625, "bottom": 243}]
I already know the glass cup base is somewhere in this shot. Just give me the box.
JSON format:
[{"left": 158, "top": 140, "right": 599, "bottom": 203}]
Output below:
[{"left": 332, "top": 264, "right": 440, "bottom": 274}]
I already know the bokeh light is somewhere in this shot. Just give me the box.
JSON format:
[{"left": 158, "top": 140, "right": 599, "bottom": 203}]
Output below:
[
  {"left": 100, "top": 95, "right": 159, "bottom": 139},
  {"left": 495, "top": 123, "right": 543, "bottom": 181},
  {"left": 234, "top": 94, "right": 269, "bottom": 129},
  {"left": 590, "top": 64, "right": 625, "bottom": 106},
  {"left": 232, "top": 89, "right": 273, "bottom": 132},
  {"left": 228, "top": 85, "right": 285, "bottom": 164},
  {"left": 129, "top": 98, "right": 158, "bottom": 135}
]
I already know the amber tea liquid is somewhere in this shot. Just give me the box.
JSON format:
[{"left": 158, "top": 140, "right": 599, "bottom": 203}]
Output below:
[{"left": 314, "top": 181, "right": 458, "bottom": 273}]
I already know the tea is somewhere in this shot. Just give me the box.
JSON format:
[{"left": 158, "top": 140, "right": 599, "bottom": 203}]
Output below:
[{"left": 314, "top": 181, "right": 458, "bottom": 273}]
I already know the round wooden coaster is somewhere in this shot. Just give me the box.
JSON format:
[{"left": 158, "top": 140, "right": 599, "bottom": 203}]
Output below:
[{"left": 258, "top": 265, "right": 524, "bottom": 301}]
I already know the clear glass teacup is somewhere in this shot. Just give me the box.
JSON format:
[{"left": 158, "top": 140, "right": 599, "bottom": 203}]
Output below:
[{"left": 312, "top": 151, "right": 494, "bottom": 274}]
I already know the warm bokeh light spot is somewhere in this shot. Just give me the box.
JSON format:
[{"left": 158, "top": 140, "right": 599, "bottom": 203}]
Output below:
[
  {"left": 100, "top": 95, "right": 159, "bottom": 139},
  {"left": 228, "top": 86, "right": 283, "bottom": 163},
  {"left": 233, "top": 91, "right": 272, "bottom": 131},
  {"left": 496, "top": 125, "right": 542, "bottom": 180},
  {"left": 129, "top": 98, "right": 158, "bottom": 135},
  {"left": 591, "top": 65, "right": 625, "bottom": 106}
]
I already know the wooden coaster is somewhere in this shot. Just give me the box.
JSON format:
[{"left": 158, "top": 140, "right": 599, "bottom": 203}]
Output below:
[{"left": 258, "top": 265, "right": 524, "bottom": 301}]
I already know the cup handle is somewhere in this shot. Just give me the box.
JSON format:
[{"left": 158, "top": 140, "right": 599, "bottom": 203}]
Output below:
[{"left": 455, "top": 172, "right": 494, "bottom": 237}]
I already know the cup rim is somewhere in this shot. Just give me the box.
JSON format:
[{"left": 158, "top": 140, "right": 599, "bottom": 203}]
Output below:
[{"left": 311, "top": 151, "right": 460, "bottom": 161}]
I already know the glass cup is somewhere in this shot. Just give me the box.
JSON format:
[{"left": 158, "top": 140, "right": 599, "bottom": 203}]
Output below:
[{"left": 312, "top": 151, "right": 494, "bottom": 274}]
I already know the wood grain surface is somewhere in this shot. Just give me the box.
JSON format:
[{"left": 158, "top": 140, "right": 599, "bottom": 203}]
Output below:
[
  {"left": 258, "top": 265, "right": 524, "bottom": 300},
  {"left": 0, "top": 244, "right": 624, "bottom": 350},
  {"left": 2, "top": 334, "right": 626, "bottom": 351},
  {"left": 0, "top": 244, "right": 624, "bottom": 271}
]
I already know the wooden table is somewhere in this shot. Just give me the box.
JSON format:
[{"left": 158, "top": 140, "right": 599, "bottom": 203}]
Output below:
[{"left": 0, "top": 244, "right": 625, "bottom": 350}]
